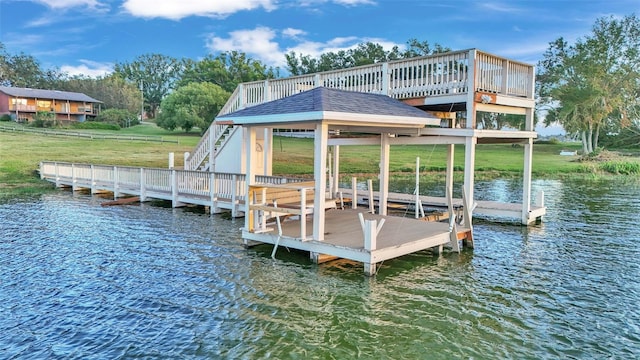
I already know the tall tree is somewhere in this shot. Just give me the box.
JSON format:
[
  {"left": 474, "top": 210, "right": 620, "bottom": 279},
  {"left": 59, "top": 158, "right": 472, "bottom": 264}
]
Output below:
[
  {"left": 57, "top": 74, "right": 143, "bottom": 114},
  {"left": 538, "top": 15, "right": 640, "bottom": 154},
  {"left": 285, "top": 39, "right": 450, "bottom": 75},
  {"left": 114, "top": 53, "right": 183, "bottom": 118},
  {"left": 179, "top": 51, "right": 277, "bottom": 93},
  {"left": 0, "top": 42, "right": 62, "bottom": 88},
  {"left": 156, "top": 82, "right": 229, "bottom": 133}
]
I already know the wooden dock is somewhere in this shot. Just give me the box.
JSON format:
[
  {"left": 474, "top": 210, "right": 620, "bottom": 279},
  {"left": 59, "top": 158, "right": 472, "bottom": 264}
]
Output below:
[
  {"left": 243, "top": 208, "right": 467, "bottom": 274},
  {"left": 338, "top": 188, "right": 546, "bottom": 223}
]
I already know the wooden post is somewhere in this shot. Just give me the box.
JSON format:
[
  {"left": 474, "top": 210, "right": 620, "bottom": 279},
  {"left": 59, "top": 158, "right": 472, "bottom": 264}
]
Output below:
[
  {"left": 232, "top": 174, "right": 238, "bottom": 218},
  {"left": 113, "top": 166, "right": 119, "bottom": 199},
  {"left": 71, "top": 163, "right": 76, "bottom": 191},
  {"left": 90, "top": 164, "right": 96, "bottom": 194},
  {"left": 351, "top": 176, "right": 357, "bottom": 209},
  {"left": 313, "top": 122, "right": 328, "bottom": 241},
  {"left": 55, "top": 162, "right": 60, "bottom": 188},
  {"left": 171, "top": 169, "right": 178, "bottom": 207},
  {"left": 522, "top": 137, "right": 533, "bottom": 225},
  {"left": 446, "top": 144, "right": 454, "bottom": 204},
  {"left": 140, "top": 168, "right": 146, "bottom": 202},
  {"left": 300, "top": 188, "right": 307, "bottom": 240},
  {"left": 367, "top": 179, "right": 374, "bottom": 214},
  {"left": 332, "top": 145, "right": 340, "bottom": 197},
  {"left": 379, "top": 133, "right": 390, "bottom": 216},
  {"left": 168, "top": 152, "right": 174, "bottom": 169},
  {"left": 243, "top": 127, "right": 256, "bottom": 228},
  {"left": 208, "top": 126, "right": 215, "bottom": 172},
  {"left": 463, "top": 137, "right": 476, "bottom": 217},
  {"left": 415, "top": 157, "right": 420, "bottom": 219},
  {"left": 210, "top": 172, "right": 218, "bottom": 213}
]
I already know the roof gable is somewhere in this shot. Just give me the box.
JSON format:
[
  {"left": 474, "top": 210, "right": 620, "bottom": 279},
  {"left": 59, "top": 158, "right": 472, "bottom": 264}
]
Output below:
[{"left": 0, "top": 86, "right": 102, "bottom": 103}]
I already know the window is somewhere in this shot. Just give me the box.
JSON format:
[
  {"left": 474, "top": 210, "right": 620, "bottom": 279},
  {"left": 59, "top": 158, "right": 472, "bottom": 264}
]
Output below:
[
  {"left": 37, "top": 100, "right": 51, "bottom": 109},
  {"left": 11, "top": 98, "right": 27, "bottom": 105}
]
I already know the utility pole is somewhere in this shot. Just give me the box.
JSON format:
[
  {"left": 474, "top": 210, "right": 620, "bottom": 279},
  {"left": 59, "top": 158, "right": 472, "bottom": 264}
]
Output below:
[{"left": 140, "top": 80, "right": 144, "bottom": 123}]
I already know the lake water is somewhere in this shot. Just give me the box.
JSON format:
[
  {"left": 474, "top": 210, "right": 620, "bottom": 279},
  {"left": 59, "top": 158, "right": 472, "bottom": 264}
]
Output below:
[{"left": 1, "top": 178, "right": 639, "bottom": 359}]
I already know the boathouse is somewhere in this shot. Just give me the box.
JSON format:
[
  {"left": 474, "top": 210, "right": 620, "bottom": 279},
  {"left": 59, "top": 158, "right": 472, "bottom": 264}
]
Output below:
[{"left": 39, "top": 48, "right": 545, "bottom": 275}]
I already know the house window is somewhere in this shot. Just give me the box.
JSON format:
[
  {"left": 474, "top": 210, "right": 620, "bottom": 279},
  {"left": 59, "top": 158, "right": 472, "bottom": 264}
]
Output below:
[
  {"left": 61, "top": 103, "right": 70, "bottom": 112},
  {"left": 11, "top": 98, "right": 27, "bottom": 105},
  {"left": 37, "top": 100, "right": 51, "bottom": 109}
]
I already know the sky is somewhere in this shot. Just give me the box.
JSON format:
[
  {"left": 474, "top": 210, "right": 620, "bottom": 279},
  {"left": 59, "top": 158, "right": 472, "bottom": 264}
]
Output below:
[
  {"left": 0, "top": 0, "right": 638, "bottom": 135},
  {"left": 1, "top": 0, "right": 638, "bottom": 77}
]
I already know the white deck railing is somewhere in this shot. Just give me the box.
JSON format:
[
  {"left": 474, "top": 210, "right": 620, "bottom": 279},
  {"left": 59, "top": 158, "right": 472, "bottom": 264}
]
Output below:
[
  {"left": 40, "top": 161, "right": 307, "bottom": 217},
  {"left": 217, "top": 49, "right": 533, "bottom": 117}
]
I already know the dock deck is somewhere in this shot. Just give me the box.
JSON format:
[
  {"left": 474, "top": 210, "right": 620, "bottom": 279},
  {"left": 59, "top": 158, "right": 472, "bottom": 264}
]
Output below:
[
  {"left": 243, "top": 208, "right": 459, "bottom": 267},
  {"left": 338, "top": 188, "right": 546, "bottom": 223}
]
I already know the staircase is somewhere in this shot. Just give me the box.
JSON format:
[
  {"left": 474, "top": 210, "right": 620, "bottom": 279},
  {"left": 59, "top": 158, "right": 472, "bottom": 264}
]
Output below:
[{"left": 184, "top": 122, "right": 238, "bottom": 171}]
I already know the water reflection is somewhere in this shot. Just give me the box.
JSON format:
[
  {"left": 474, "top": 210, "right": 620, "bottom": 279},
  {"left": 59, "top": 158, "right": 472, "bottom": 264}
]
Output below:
[{"left": 1, "top": 178, "right": 639, "bottom": 358}]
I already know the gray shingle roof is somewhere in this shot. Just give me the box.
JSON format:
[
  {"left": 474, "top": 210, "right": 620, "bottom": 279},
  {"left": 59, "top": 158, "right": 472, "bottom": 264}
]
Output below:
[
  {"left": 217, "top": 87, "right": 436, "bottom": 120},
  {"left": 0, "top": 86, "right": 102, "bottom": 103}
]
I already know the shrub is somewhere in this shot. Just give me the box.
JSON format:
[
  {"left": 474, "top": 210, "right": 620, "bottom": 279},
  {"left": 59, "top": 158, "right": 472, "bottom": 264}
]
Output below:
[
  {"left": 0, "top": 114, "right": 11, "bottom": 122},
  {"left": 95, "top": 108, "right": 138, "bottom": 128},
  {"left": 599, "top": 161, "right": 640, "bottom": 175}
]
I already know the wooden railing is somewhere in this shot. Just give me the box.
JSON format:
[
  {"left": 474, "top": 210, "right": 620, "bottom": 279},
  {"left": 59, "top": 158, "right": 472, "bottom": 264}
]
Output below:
[
  {"left": 217, "top": 49, "right": 534, "bottom": 117},
  {"left": 39, "top": 161, "right": 308, "bottom": 217}
]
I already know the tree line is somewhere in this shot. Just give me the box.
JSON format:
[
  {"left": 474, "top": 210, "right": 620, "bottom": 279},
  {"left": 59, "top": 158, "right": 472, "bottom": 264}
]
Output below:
[{"left": 2, "top": 15, "right": 639, "bottom": 151}]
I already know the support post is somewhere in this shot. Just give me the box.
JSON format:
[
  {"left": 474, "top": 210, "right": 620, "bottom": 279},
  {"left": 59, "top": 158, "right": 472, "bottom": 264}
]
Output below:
[
  {"left": 446, "top": 144, "right": 455, "bottom": 204},
  {"left": 522, "top": 137, "right": 533, "bottom": 224},
  {"left": 332, "top": 145, "right": 340, "bottom": 197},
  {"left": 183, "top": 152, "right": 190, "bottom": 170},
  {"left": 313, "top": 122, "right": 328, "bottom": 241},
  {"left": 367, "top": 179, "right": 374, "bottom": 214},
  {"left": 90, "top": 164, "right": 96, "bottom": 194},
  {"left": 415, "top": 157, "right": 420, "bottom": 219},
  {"left": 351, "top": 177, "right": 357, "bottom": 209},
  {"left": 379, "top": 133, "right": 390, "bottom": 216},
  {"left": 243, "top": 127, "right": 257, "bottom": 229},
  {"left": 463, "top": 137, "right": 476, "bottom": 217},
  {"left": 168, "top": 152, "right": 175, "bottom": 169},
  {"left": 71, "top": 163, "right": 76, "bottom": 191}
]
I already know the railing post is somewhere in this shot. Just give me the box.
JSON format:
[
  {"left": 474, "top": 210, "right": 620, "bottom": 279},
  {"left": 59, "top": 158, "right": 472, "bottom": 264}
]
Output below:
[
  {"left": 264, "top": 79, "right": 270, "bottom": 102},
  {"left": 140, "top": 168, "right": 146, "bottom": 201},
  {"left": 210, "top": 172, "right": 218, "bottom": 213},
  {"left": 300, "top": 188, "right": 307, "bottom": 240},
  {"left": 314, "top": 74, "right": 321, "bottom": 88},
  {"left": 352, "top": 177, "right": 358, "bottom": 209},
  {"left": 238, "top": 84, "right": 244, "bottom": 109},
  {"left": 501, "top": 59, "right": 509, "bottom": 95},
  {"left": 171, "top": 169, "right": 178, "bottom": 207},
  {"left": 231, "top": 174, "right": 238, "bottom": 218},
  {"left": 90, "top": 164, "right": 96, "bottom": 194},
  {"left": 183, "top": 152, "right": 190, "bottom": 171},
  {"left": 55, "top": 162, "right": 60, "bottom": 187},
  {"left": 208, "top": 125, "right": 215, "bottom": 171},
  {"left": 71, "top": 163, "right": 76, "bottom": 191},
  {"left": 113, "top": 166, "right": 119, "bottom": 199},
  {"left": 381, "top": 62, "right": 389, "bottom": 96}
]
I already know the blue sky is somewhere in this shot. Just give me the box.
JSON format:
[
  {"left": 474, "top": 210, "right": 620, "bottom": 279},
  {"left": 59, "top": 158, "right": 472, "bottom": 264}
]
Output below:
[{"left": 1, "top": 0, "right": 638, "bottom": 78}]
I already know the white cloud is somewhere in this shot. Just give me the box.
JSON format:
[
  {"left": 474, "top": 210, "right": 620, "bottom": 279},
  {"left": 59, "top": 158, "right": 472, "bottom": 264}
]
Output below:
[
  {"left": 207, "top": 27, "right": 283, "bottom": 65},
  {"left": 61, "top": 60, "right": 113, "bottom": 77},
  {"left": 206, "top": 26, "right": 403, "bottom": 69},
  {"left": 122, "top": 0, "right": 276, "bottom": 20},
  {"left": 32, "top": 0, "right": 105, "bottom": 9},
  {"left": 282, "top": 28, "right": 306, "bottom": 39},
  {"left": 333, "top": 0, "right": 375, "bottom": 5}
]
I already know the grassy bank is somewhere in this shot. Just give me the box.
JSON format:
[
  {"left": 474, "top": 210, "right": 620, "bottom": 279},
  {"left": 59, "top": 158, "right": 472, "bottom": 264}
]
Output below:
[
  {"left": 1, "top": 125, "right": 638, "bottom": 198},
  {"left": 0, "top": 123, "right": 198, "bottom": 198}
]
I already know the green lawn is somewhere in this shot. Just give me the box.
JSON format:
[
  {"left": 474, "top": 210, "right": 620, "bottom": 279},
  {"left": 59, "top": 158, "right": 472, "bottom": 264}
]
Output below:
[
  {"left": 0, "top": 124, "right": 635, "bottom": 198},
  {"left": 271, "top": 136, "right": 585, "bottom": 177}
]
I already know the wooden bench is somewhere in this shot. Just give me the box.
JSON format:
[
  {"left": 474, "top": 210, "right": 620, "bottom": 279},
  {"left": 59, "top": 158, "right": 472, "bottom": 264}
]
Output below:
[{"left": 248, "top": 182, "right": 337, "bottom": 239}]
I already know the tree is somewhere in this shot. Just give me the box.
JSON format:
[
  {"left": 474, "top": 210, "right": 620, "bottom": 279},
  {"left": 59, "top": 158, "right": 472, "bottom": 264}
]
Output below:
[
  {"left": 538, "top": 15, "right": 640, "bottom": 154},
  {"left": 179, "top": 51, "right": 277, "bottom": 93},
  {"left": 114, "top": 53, "right": 184, "bottom": 118},
  {"left": 156, "top": 82, "right": 229, "bottom": 133},
  {"left": 0, "top": 42, "right": 62, "bottom": 88},
  {"left": 96, "top": 108, "right": 138, "bottom": 128},
  {"left": 58, "top": 74, "right": 143, "bottom": 115},
  {"left": 285, "top": 39, "right": 450, "bottom": 75}
]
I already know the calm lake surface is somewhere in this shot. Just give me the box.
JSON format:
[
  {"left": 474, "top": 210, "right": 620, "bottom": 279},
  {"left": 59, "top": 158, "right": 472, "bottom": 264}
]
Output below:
[{"left": 1, "top": 178, "right": 639, "bottom": 359}]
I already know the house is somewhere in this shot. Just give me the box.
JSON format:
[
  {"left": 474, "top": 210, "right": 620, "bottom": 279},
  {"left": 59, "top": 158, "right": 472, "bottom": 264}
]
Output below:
[{"left": 0, "top": 86, "right": 102, "bottom": 123}]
